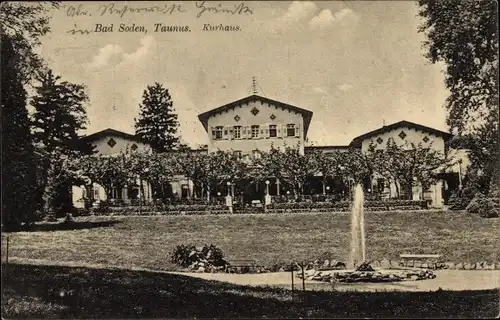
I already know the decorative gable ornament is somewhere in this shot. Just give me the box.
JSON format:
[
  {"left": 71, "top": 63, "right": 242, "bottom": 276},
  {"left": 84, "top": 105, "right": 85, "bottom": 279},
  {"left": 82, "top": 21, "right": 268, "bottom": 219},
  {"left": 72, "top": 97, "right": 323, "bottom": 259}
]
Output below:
[
  {"left": 107, "top": 138, "right": 116, "bottom": 148},
  {"left": 376, "top": 137, "right": 384, "bottom": 144},
  {"left": 270, "top": 114, "right": 276, "bottom": 120},
  {"left": 251, "top": 107, "right": 259, "bottom": 116},
  {"left": 422, "top": 136, "right": 430, "bottom": 143},
  {"left": 398, "top": 131, "right": 407, "bottom": 140},
  {"left": 131, "top": 144, "right": 138, "bottom": 151},
  {"left": 234, "top": 115, "right": 241, "bottom": 122}
]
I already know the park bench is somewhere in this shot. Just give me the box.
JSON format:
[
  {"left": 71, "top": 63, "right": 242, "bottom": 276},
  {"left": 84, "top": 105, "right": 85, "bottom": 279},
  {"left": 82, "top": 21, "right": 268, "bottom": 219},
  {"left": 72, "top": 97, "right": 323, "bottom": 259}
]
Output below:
[
  {"left": 400, "top": 254, "right": 442, "bottom": 269},
  {"left": 226, "top": 259, "right": 263, "bottom": 273}
]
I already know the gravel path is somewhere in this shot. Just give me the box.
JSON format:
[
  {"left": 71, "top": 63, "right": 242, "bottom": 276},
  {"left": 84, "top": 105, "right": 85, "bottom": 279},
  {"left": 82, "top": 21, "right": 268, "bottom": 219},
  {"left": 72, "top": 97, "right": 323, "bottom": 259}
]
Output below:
[
  {"left": 9, "top": 257, "right": 500, "bottom": 292},
  {"left": 170, "top": 270, "right": 500, "bottom": 292}
]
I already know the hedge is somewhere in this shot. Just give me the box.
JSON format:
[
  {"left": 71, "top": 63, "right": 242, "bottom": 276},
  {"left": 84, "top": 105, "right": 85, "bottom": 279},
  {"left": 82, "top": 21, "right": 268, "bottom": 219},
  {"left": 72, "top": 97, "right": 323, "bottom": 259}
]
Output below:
[{"left": 78, "top": 199, "right": 428, "bottom": 216}]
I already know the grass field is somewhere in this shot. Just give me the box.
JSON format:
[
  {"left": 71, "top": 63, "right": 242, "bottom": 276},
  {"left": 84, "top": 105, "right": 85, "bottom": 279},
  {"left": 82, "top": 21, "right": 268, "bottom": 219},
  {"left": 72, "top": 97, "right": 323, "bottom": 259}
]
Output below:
[
  {"left": 2, "top": 263, "right": 498, "bottom": 318},
  {"left": 2, "top": 211, "right": 498, "bottom": 271}
]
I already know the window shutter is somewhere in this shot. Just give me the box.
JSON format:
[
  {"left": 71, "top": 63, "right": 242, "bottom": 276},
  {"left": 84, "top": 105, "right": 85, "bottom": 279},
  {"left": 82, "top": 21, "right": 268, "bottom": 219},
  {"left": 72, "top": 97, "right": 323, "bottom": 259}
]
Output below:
[
  {"left": 295, "top": 124, "right": 300, "bottom": 137},
  {"left": 211, "top": 127, "right": 216, "bottom": 140},
  {"left": 245, "top": 126, "right": 250, "bottom": 139},
  {"left": 282, "top": 125, "right": 287, "bottom": 138},
  {"left": 277, "top": 125, "right": 281, "bottom": 138},
  {"left": 265, "top": 124, "right": 270, "bottom": 139}
]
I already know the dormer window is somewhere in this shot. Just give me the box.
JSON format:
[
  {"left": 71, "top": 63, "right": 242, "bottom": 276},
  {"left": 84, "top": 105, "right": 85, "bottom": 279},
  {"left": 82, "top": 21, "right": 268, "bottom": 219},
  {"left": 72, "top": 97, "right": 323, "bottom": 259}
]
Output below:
[{"left": 287, "top": 124, "right": 296, "bottom": 137}]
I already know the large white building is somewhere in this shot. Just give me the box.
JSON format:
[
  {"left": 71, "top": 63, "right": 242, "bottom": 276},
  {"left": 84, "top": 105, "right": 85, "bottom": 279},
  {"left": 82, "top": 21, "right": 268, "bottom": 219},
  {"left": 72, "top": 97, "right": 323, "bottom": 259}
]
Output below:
[
  {"left": 198, "top": 94, "right": 313, "bottom": 156},
  {"left": 72, "top": 94, "right": 468, "bottom": 209}
]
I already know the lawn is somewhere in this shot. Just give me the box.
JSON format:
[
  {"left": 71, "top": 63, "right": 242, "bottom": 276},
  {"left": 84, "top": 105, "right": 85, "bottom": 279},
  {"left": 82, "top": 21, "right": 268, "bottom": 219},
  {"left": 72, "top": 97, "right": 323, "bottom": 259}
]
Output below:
[
  {"left": 2, "top": 263, "right": 498, "bottom": 318},
  {"left": 2, "top": 211, "right": 498, "bottom": 271}
]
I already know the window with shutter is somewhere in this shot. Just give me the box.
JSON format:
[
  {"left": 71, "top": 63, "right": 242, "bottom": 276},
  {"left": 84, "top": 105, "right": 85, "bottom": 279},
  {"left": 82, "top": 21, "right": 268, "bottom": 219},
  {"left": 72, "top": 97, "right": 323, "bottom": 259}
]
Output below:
[
  {"left": 215, "top": 126, "right": 223, "bottom": 140},
  {"left": 269, "top": 125, "right": 277, "bottom": 138},
  {"left": 233, "top": 126, "right": 241, "bottom": 139},
  {"left": 251, "top": 125, "right": 260, "bottom": 138}
]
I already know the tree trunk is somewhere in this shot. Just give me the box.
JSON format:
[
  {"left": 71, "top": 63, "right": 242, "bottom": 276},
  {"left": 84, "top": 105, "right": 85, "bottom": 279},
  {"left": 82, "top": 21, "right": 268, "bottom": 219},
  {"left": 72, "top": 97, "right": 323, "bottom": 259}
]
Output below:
[
  {"left": 406, "top": 180, "right": 413, "bottom": 200},
  {"left": 139, "top": 178, "right": 145, "bottom": 205},
  {"left": 394, "top": 179, "right": 400, "bottom": 199},
  {"left": 42, "top": 161, "right": 56, "bottom": 216}
]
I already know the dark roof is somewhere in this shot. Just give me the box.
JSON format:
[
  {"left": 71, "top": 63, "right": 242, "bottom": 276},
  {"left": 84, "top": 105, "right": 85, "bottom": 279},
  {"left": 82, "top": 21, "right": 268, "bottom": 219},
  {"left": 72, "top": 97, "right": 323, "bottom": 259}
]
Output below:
[
  {"left": 198, "top": 94, "right": 314, "bottom": 137},
  {"left": 349, "top": 120, "right": 453, "bottom": 148},
  {"left": 80, "top": 128, "right": 145, "bottom": 143}
]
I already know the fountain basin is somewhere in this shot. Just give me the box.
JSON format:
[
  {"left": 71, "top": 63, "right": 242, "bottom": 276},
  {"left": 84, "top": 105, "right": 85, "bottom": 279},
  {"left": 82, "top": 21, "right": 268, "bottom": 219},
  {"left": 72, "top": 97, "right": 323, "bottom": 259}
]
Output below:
[{"left": 300, "top": 267, "right": 436, "bottom": 283}]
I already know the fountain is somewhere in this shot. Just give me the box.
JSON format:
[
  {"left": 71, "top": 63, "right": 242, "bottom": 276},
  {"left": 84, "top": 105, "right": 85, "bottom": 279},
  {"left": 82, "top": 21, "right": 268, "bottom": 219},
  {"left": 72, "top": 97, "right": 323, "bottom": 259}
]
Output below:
[
  {"left": 349, "top": 184, "right": 366, "bottom": 270},
  {"left": 300, "top": 184, "right": 437, "bottom": 283}
]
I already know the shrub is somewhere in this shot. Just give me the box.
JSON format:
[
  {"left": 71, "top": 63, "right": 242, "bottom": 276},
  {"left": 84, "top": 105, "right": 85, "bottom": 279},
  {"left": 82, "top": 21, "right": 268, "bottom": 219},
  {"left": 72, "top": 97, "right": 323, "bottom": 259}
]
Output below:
[
  {"left": 448, "top": 187, "right": 475, "bottom": 210},
  {"left": 171, "top": 244, "right": 199, "bottom": 268},
  {"left": 477, "top": 198, "right": 499, "bottom": 218},
  {"left": 170, "top": 244, "right": 229, "bottom": 270},
  {"left": 466, "top": 192, "right": 484, "bottom": 214}
]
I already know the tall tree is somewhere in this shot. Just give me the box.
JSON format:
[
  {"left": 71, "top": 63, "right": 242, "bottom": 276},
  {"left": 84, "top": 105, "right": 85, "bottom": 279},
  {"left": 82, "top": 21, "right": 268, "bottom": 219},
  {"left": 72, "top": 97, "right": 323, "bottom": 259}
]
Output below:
[
  {"left": 30, "top": 70, "right": 90, "bottom": 215},
  {"left": 1, "top": 35, "right": 41, "bottom": 229},
  {"left": 135, "top": 83, "right": 180, "bottom": 152},
  {"left": 418, "top": 0, "right": 499, "bottom": 196},
  {"left": 1, "top": 2, "right": 59, "bottom": 229}
]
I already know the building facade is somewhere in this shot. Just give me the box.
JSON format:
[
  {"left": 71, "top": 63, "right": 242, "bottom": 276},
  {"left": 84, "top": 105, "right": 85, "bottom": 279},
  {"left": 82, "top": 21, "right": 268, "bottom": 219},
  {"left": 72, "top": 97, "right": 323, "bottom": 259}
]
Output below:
[
  {"left": 348, "top": 121, "right": 468, "bottom": 207},
  {"left": 73, "top": 95, "right": 468, "bottom": 209},
  {"left": 71, "top": 129, "right": 192, "bottom": 208},
  {"left": 198, "top": 95, "right": 313, "bottom": 156}
]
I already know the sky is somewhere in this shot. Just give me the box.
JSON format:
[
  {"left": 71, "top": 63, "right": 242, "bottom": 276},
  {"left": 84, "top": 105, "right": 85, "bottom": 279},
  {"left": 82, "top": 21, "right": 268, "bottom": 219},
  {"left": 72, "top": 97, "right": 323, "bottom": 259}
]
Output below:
[{"left": 37, "top": 1, "right": 450, "bottom": 147}]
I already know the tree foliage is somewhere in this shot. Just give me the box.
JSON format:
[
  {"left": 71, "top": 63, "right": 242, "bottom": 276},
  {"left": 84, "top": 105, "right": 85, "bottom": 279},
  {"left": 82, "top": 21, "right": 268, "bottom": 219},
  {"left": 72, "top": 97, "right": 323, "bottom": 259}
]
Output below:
[
  {"left": 418, "top": 0, "right": 499, "bottom": 196},
  {"left": 369, "top": 138, "right": 454, "bottom": 199},
  {"left": 0, "top": 1, "right": 59, "bottom": 84},
  {"left": 1, "top": 34, "right": 41, "bottom": 228},
  {"left": 279, "top": 145, "right": 317, "bottom": 196},
  {"left": 30, "top": 69, "right": 91, "bottom": 214},
  {"left": 310, "top": 149, "right": 344, "bottom": 194},
  {"left": 1, "top": 2, "right": 59, "bottom": 229},
  {"left": 135, "top": 83, "right": 180, "bottom": 152}
]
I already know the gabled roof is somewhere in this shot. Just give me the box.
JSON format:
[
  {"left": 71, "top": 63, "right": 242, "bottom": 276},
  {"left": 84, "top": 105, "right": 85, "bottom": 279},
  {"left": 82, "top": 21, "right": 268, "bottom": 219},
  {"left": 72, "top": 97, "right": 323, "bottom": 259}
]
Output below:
[
  {"left": 197, "top": 94, "right": 314, "bottom": 137},
  {"left": 349, "top": 120, "right": 453, "bottom": 148},
  {"left": 80, "top": 128, "right": 145, "bottom": 143}
]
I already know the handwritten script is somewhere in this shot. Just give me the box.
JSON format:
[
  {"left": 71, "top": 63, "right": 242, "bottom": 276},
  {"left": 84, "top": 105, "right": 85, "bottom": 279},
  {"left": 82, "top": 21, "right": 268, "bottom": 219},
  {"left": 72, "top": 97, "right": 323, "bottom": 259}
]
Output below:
[
  {"left": 63, "top": 2, "right": 253, "bottom": 19},
  {"left": 195, "top": 1, "right": 253, "bottom": 18}
]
